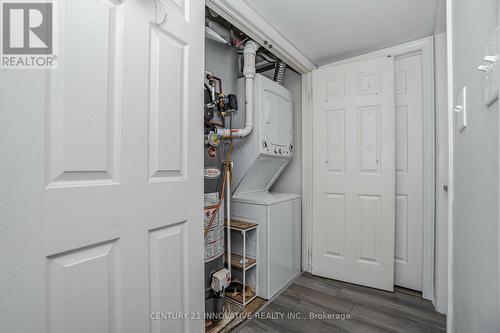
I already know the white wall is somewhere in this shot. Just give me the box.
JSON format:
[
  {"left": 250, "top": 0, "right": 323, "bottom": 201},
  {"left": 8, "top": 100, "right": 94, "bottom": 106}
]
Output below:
[
  {"left": 434, "top": 0, "right": 447, "bottom": 34},
  {"left": 434, "top": 32, "right": 448, "bottom": 315},
  {"left": 450, "top": 0, "right": 500, "bottom": 331}
]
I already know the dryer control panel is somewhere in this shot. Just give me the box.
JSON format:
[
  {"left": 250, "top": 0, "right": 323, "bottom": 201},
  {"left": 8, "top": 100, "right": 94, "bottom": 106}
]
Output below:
[{"left": 261, "top": 140, "right": 293, "bottom": 157}]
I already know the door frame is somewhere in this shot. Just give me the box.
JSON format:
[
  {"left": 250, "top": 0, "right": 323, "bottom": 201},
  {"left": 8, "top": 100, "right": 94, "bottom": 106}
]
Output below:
[
  {"left": 445, "top": 0, "right": 454, "bottom": 329},
  {"left": 204, "top": 0, "right": 440, "bottom": 305},
  {"left": 302, "top": 36, "right": 437, "bottom": 301}
]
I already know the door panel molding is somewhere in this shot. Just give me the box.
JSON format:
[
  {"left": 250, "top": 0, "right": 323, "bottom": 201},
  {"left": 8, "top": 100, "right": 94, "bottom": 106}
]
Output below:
[{"left": 46, "top": 0, "right": 124, "bottom": 188}]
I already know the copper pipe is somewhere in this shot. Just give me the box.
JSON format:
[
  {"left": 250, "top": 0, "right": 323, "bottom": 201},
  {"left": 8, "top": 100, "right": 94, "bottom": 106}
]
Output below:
[{"left": 204, "top": 139, "right": 233, "bottom": 237}]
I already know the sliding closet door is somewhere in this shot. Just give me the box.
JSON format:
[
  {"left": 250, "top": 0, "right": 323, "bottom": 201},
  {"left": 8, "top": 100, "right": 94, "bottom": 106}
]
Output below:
[
  {"left": 394, "top": 53, "right": 424, "bottom": 291},
  {"left": 0, "top": 0, "right": 204, "bottom": 332},
  {"left": 311, "top": 56, "right": 396, "bottom": 291}
]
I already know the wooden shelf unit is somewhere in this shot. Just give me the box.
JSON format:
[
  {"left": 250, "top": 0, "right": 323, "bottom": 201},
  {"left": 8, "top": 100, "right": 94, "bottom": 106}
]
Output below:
[
  {"left": 225, "top": 219, "right": 257, "bottom": 231},
  {"left": 225, "top": 219, "right": 258, "bottom": 307},
  {"left": 226, "top": 289, "right": 257, "bottom": 305},
  {"left": 226, "top": 252, "right": 256, "bottom": 270}
]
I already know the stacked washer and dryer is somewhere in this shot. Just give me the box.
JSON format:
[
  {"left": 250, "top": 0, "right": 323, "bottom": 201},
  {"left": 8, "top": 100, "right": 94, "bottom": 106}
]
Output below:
[{"left": 229, "top": 72, "right": 301, "bottom": 300}]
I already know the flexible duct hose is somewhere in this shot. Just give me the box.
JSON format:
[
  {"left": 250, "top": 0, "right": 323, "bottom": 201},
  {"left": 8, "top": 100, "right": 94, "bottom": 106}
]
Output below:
[{"left": 273, "top": 60, "right": 287, "bottom": 86}]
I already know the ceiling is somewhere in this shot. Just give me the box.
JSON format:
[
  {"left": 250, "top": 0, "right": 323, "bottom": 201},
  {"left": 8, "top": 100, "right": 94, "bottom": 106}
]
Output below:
[{"left": 243, "top": 0, "right": 443, "bottom": 66}]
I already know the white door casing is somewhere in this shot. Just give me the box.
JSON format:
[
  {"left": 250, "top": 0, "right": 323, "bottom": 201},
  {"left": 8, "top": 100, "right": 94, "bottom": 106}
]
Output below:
[
  {"left": 311, "top": 56, "right": 396, "bottom": 291},
  {"left": 394, "top": 53, "right": 424, "bottom": 291},
  {"left": 0, "top": 0, "right": 204, "bottom": 332}
]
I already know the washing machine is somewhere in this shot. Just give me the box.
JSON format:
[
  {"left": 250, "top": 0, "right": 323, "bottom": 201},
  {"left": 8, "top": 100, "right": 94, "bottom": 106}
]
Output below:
[{"left": 231, "top": 192, "right": 301, "bottom": 299}]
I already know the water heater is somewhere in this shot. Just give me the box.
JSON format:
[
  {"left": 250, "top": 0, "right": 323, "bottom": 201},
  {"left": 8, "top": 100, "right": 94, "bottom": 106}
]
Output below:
[{"left": 231, "top": 73, "right": 294, "bottom": 197}]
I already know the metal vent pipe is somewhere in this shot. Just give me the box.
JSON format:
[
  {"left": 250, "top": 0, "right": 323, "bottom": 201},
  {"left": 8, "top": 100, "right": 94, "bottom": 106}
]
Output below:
[{"left": 273, "top": 60, "right": 287, "bottom": 85}]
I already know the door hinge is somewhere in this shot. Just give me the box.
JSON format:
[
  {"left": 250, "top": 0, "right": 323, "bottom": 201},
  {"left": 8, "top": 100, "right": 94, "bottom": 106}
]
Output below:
[{"left": 308, "top": 90, "right": 313, "bottom": 101}]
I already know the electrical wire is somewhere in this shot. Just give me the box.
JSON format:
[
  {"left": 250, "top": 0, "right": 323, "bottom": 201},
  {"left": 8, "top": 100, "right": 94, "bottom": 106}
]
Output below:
[{"left": 234, "top": 37, "right": 249, "bottom": 49}]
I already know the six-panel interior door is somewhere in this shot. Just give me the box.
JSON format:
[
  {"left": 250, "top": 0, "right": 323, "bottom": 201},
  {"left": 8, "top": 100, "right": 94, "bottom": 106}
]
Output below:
[
  {"left": 394, "top": 53, "right": 424, "bottom": 291},
  {"left": 312, "top": 56, "right": 396, "bottom": 291},
  {"left": 0, "top": 0, "right": 204, "bottom": 332}
]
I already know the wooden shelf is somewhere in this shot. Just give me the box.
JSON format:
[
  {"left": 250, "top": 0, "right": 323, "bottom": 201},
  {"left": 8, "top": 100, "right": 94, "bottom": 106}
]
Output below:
[
  {"left": 224, "top": 219, "right": 258, "bottom": 307},
  {"left": 226, "top": 252, "right": 256, "bottom": 270},
  {"left": 226, "top": 288, "right": 256, "bottom": 305},
  {"left": 224, "top": 219, "right": 257, "bottom": 231}
]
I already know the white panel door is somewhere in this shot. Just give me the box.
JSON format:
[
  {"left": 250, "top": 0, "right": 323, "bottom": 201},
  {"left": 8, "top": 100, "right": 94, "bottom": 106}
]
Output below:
[
  {"left": 394, "top": 54, "right": 424, "bottom": 291},
  {"left": 312, "top": 57, "right": 396, "bottom": 291},
  {"left": 0, "top": 0, "right": 204, "bottom": 332}
]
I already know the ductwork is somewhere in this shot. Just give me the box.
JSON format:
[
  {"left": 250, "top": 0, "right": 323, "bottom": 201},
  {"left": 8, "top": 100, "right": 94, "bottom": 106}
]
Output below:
[
  {"left": 206, "top": 26, "right": 229, "bottom": 45},
  {"left": 205, "top": 19, "right": 230, "bottom": 45},
  {"left": 217, "top": 40, "right": 260, "bottom": 138},
  {"left": 273, "top": 60, "right": 287, "bottom": 86}
]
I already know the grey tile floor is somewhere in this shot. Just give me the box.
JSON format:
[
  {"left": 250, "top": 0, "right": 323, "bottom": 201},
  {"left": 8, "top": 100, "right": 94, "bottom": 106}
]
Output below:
[{"left": 235, "top": 273, "right": 446, "bottom": 333}]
